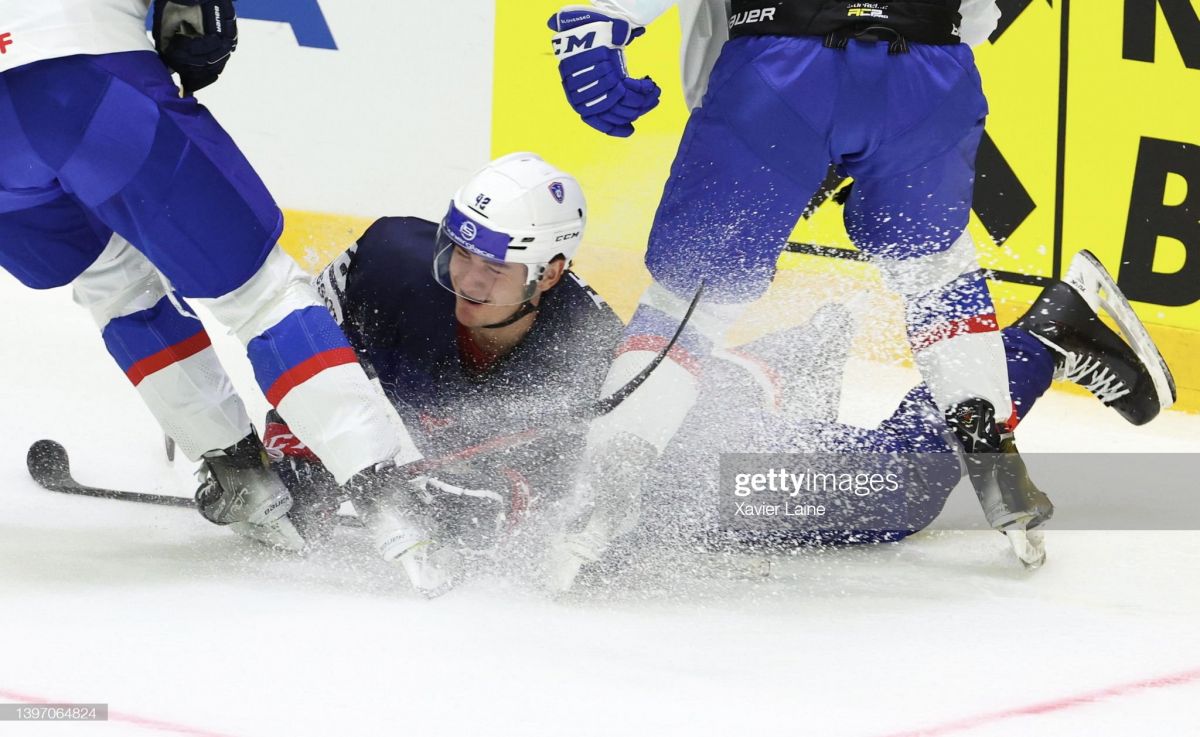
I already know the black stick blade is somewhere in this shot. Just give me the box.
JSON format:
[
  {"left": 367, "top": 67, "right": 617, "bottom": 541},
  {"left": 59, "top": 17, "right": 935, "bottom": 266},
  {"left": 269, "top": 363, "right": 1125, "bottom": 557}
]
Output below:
[{"left": 27, "top": 439, "right": 74, "bottom": 488}]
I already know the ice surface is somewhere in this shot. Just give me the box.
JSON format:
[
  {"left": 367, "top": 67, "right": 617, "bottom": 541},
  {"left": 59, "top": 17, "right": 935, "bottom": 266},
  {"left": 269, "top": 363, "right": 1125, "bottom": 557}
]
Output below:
[{"left": 2, "top": 274, "right": 1198, "bottom": 737}]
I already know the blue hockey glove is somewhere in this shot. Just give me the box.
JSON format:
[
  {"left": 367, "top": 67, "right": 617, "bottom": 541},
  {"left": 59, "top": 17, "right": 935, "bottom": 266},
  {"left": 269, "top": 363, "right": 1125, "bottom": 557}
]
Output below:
[
  {"left": 548, "top": 6, "right": 662, "bottom": 137},
  {"left": 154, "top": 0, "right": 238, "bottom": 96}
]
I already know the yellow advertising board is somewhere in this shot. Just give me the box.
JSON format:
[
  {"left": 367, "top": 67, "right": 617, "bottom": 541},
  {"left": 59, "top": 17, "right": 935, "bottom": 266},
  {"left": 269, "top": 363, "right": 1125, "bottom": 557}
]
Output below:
[{"left": 491, "top": 0, "right": 1200, "bottom": 412}]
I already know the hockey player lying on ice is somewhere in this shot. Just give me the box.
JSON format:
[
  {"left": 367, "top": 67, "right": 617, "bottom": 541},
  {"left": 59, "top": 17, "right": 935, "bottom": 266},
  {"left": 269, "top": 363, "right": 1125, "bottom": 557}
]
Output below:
[{"left": 245, "top": 154, "right": 1175, "bottom": 597}]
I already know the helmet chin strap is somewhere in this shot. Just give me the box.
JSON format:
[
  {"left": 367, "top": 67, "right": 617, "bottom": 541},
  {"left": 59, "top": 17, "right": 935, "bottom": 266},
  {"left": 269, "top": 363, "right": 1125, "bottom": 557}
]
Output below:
[{"left": 480, "top": 299, "right": 539, "bottom": 330}]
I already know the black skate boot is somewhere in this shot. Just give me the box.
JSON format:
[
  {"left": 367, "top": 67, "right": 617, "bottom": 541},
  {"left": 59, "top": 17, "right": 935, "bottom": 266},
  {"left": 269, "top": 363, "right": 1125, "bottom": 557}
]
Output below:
[
  {"left": 196, "top": 431, "right": 306, "bottom": 551},
  {"left": 1015, "top": 250, "right": 1176, "bottom": 425},
  {"left": 946, "top": 398, "right": 1054, "bottom": 569}
]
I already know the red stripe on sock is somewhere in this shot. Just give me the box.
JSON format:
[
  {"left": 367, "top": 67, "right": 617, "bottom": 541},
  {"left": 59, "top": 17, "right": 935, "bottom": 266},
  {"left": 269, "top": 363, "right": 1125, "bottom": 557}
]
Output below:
[
  {"left": 265, "top": 347, "right": 359, "bottom": 406},
  {"left": 1003, "top": 401, "right": 1022, "bottom": 432},
  {"left": 910, "top": 313, "right": 999, "bottom": 352},
  {"left": 126, "top": 331, "right": 213, "bottom": 386},
  {"left": 616, "top": 335, "right": 702, "bottom": 376},
  {"left": 725, "top": 347, "right": 784, "bottom": 412}
]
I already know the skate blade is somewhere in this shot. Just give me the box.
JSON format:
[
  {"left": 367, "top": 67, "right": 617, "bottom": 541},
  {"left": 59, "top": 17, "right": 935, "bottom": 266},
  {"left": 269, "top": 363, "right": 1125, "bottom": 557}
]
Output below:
[
  {"left": 1066, "top": 250, "right": 1177, "bottom": 415},
  {"left": 397, "top": 543, "right": 462, "bottom": 599},
  {"left": 230, "top": 517, "right": 307, "bottom": 553},
  {"left": 545, "top": 534, "right": 604, "bottom": 594},
  {"left": 1004, "top": 528, "right": 1046, "bottom": 570}
]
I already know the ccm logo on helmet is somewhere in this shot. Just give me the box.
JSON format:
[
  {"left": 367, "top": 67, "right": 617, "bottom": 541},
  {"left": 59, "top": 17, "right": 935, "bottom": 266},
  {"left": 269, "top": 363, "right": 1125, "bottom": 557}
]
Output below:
[
  {"left": 556, "top": 232, "right": 581, "bottom": 242},
  {"left": 0, "top": 33, "right": 13, "bottom": 54}
]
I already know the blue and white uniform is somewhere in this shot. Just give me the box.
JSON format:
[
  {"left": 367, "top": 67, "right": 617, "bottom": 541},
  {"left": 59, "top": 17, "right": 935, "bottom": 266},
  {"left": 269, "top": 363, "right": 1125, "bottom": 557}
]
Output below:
[
  {"left": 0, "top": 0, "right": 155, "bottom": 73},
  {"left": 0, "top": 2, "right": 419, "bottom": 482},
  {"left": 580, "top": 0, "right": 1024, "bottom": 465}
]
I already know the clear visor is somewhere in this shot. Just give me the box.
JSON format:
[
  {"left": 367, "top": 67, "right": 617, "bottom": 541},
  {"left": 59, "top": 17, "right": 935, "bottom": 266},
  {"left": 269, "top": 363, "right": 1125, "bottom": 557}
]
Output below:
[{"left": 433, "top": 229, "right": 537, "bottom": 306}]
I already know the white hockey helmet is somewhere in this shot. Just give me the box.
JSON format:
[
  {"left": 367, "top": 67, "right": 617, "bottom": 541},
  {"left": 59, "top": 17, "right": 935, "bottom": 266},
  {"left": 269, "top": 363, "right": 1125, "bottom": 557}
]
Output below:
[{"left": 434, "top": 152, "right": 587, "bottom": 306}]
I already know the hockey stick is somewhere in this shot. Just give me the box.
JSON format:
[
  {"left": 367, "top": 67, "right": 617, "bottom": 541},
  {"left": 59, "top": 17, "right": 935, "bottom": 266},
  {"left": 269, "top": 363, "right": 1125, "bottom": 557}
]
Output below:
[
  {"left": 381, "top": 280, "right": 708, "bottom": 479},
  {"left": 26, "top": 283, "right": 707, "bottom": 508},
  {"left": 581, "top": 280, "right": 705, "bottom": 419},
  {"left": 25, "top": 439, "right": 362, "bottom": 527},
  {"left": 28, "top": 439, "right": 195, "bottom": 508}
]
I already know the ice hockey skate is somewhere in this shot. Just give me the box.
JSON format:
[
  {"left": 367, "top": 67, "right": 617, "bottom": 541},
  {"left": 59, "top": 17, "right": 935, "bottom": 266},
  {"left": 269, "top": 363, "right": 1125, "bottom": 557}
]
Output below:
[
  {"left": 545, "top": 433, "right": 654, "bottom": 593},
  {"left": 195, "top": 432, "right": 306, "bottom": 552},
  {"left": 946, "top": 398, "right": 1054, "bottom": 569},
  {"left": 351, "top": 467, "right": 464, "bottom": 599},
  {"left": 1016, "top": 249, "right": 1177, "bottom": 426}
]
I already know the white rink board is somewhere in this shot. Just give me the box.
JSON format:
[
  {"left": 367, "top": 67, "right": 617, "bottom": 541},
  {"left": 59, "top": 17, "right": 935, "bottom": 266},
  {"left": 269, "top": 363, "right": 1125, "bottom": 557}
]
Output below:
[{"left": 198, "top": 1, "right": 495, "bottom": 221}]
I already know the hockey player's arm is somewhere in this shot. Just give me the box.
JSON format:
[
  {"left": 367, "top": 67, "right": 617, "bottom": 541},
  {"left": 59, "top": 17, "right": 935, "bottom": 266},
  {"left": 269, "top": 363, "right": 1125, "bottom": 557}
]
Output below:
[
  {"left": 314, "top": 242, "right": 370, "bottom": 354},
  {"left": 153, "top": 0, "right": 239, "bottom": 95},
  {"left": 547, "top": 5, "right": 664, "bottom": 137},
  {"left": 262, "top": 410, "right": 340, "bottom": 509}
]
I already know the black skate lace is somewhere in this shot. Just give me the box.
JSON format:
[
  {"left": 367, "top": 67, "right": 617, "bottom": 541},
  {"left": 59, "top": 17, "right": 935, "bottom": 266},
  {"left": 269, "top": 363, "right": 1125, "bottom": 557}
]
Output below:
[{"left": 1061, "top": 353, "right": 1130, "bottom": 404}]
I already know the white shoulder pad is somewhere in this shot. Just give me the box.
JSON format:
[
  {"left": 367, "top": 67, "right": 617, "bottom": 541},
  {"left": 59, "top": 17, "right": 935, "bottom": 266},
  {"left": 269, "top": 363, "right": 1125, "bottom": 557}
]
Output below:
[
  {"left": 314, "top": 244, "right": 359, "bottom": 326},
  {"left": 592, "top": 0, "right": 678, "bottom": 26}
]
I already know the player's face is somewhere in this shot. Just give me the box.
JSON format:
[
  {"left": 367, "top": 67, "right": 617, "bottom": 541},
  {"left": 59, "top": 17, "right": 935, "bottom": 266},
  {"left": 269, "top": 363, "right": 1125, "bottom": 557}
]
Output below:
[{"left": 450, "top": 246, "right": 532, "bottom": 326}]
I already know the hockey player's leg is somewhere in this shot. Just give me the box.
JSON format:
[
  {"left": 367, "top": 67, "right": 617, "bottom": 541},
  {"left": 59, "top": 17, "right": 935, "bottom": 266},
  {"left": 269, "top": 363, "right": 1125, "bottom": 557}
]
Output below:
[
  {"left": 193, "top": 247, "right": 454, "bottom": 590},
  {"left": 844, "top": 108, "right": 1052, "bottom": 561},
  {"left": 549, "top": 41, "right": 835, "bottom": 590},
  {"left": 7, "top": 53, "right": 438, "bottom": 577},
  {"left": 0, "top": 184, "right": 297, "bottom": 545},
  {"left": 70, "top": 235, "right": 306, "bottom": 547},
  {"left": 838, "top": 38, "right": 1004, "bottom": 415},
  {"left": 945, "top": 255, "right": 1179, "bottom": 563},
  {"left": 73, "top": 235, "right": 252, "bottom": 461},
  {"left": 13, "top": 52, "right": 422, "bottom": 475},
  {"left": 192, "top": 247, "right": 420, "bottom": 481},
  {"left": 714, "top": 302, "right": 857, "bottom": 422},
  {"left": 848, "top": 124, "right": 1011, "bottom": 422},
  {"left": 935, "top": 253, "right": 1177, "bottom": 562}
]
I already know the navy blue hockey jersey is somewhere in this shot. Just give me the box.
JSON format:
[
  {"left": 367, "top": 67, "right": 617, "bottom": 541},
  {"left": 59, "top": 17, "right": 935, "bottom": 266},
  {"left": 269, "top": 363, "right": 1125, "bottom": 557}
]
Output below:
[{"left": 309, "top": 216, "right": 623, "bottom": 469}]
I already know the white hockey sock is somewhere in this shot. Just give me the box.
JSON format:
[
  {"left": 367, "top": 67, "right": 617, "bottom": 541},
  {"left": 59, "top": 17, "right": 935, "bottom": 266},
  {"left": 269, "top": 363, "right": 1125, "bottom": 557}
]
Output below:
[
  {"left": 197, "top": 247, "right": 422, "bottom": 483},
  {"left": 74, "top": 235, "right": 251, "bottom": 459}
]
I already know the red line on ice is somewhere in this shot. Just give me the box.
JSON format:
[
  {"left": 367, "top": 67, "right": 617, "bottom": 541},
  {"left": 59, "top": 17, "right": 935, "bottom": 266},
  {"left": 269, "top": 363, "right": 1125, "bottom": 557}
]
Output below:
[
  {"left": 0, "top": 688, "right": 241, "bottom": 737},
  {"left": 871, "top": 667, "right": 1200, "bottom": 737}
]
